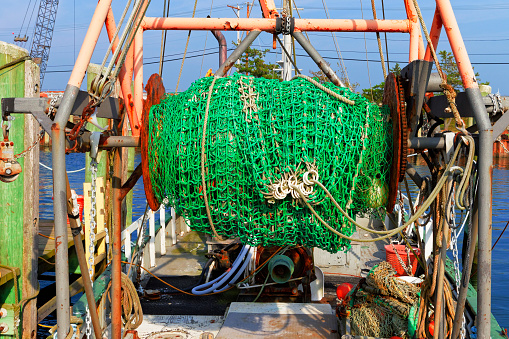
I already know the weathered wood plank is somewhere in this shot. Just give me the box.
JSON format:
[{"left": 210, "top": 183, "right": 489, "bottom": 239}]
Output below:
[
  {"left": 22, "top": 55, "right": 40, "bottom": 337},
  {"left": 0, "top": 42, "right": 33, "bottom": 338},
  {"left": 37, "top": 219, "right": 106, "bottom": 274},
  {"left": 37, "top": 260, "right": 105, "bottom": 323},
  {"left": 0, "top": 42, "right": 27, "bottom": 306},
  {"left": 0, "top": 267, "right": 20, "bottom": 287}
]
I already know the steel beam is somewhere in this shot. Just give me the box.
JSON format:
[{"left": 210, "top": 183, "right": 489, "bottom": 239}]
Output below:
[
  {"left": 292, "top": 31, "right": 345, "bottom": 87},
  {"left": 215, "top": 30, "right": 261, "bottom": 77},
  {"left": 405, "top": 163, "right": 423, "bottom": 188},
  {"left": 141, "top": 17, "right": 411, "bottom": 33},
  {"left": 492, "top": 112, "right": 509, "bottom": 141},
  {"left": 211, "top": 30, "right": 227, "bottom": 68},
  {"left": 52, "top": 0, "right": 113, "bottom": 335},
  {"left": 111, "top": 149, "right": 123, "bottom": 338},
  {"left": 98, "top": 136, "right": 140, "bottom": 148},
  {"left": 408, "top": 137, "right": 445, "bottom": 149}
]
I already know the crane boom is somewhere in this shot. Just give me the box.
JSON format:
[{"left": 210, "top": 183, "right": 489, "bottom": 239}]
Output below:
[{"left": 30, "top": 0, "right": 59, "bottom": 86}]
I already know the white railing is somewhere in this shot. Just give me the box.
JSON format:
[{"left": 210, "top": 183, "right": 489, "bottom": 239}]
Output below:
[{"left": 121, "top": 206, "right": 170, "bottom": 269}]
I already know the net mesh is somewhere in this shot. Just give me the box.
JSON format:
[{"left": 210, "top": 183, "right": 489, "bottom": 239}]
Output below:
[
  {"left": 147, "top": 74, "right": 392, "bottom": 252},
  {"left": 350, "top": 261, "right": 420, "bottom": 338}
]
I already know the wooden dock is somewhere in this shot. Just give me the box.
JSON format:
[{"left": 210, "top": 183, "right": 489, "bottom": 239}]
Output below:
[
  {"left": 36, "top": 219, "right": 108, "bottom": 322},
  {"left": 37, "top": 219, "right": 107, "bottom": 275}
]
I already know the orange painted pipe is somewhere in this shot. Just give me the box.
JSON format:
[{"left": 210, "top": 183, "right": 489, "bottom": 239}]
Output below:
[
  {"left": 409, "top": 22, "right": 419, "bottom": 62},
  {"left": 111, "top": 149, "right": 123, "bottom": 339},
  {"left": 436, "top": 0, "right": 478, "bottom": 89},
  {"left": 141, "top": 17, "right": 411, "bottom": 33},
  {"left": 105, "top": 8, "right": 140, "bottom": 136},
  {"left": 259, "top": 0, "right": 279, "bottom": 18},
  {"left": 404, "top": 0, "right": 425, "bottom": 62},
  {"left": 68, "top": 0, "right": 113, "bottom": 88},
  {"left": 133, "top": 0, "right": 149, "bottom": 132},
  {"left": 134, "top": 29, "right": 144, "bottom": 127},
  {"left": 424, "top": 6, "right": 443, "bottom": 62}
]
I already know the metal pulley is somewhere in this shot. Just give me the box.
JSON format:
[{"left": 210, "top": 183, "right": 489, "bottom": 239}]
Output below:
[
  {"left": 0, "top": 122, "right": 22, "bottom": 183},
  {"left": 0, "top": 140, "right": 22, "bottom": 183}
]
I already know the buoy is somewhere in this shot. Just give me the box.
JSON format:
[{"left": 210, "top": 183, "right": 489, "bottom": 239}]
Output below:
[
  {"left": 336, "top": 282, "right": 353, "bottom": 300},
  {"left": 365, "top": 178, "right": 389, "bottom": 208},
  {"left": 429, "top": 320, "right": 434, "bottom": 336}
]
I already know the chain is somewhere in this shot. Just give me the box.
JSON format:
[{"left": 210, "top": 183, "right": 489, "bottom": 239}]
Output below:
[
  {"left": 450, "top": 185, "right": 467, "bottom": 339},
  {"left": 496, "top": 137, "right": 509, "bottom": 154},
  {"left": 85, "top": 159, "right": 98, "bottom": 338},
  {"left": 0, "top": 118, "right": 44, "bottom": 161},
  {"left": 391, "top": 241, "right": 413, "bottom": 276},
  {"left": 47, "top": 93, "right": 63, "bottom": 118}
]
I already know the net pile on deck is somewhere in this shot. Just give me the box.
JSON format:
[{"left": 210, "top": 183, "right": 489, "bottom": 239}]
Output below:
[
  {"left": 147, "top": 73, "right": 392, "bottom": 252},
  {"left": 349, "top": 261, "right": 420, "bottom": 338}
]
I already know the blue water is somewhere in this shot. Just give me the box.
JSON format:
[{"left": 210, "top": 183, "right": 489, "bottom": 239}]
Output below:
[
  {"left": 36, "top": 150, "right": 509, "bottom": 334},
  {"left": 39, "top": 149, "right": 148, "bottom": 221},
  {"left": 37, "top": 149, "right": 148, "bottom": 337}
]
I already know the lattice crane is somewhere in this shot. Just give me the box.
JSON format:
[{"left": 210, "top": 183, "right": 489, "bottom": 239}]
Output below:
[{"left": 30, "top": 0, "right": 59, "bottom": 86}]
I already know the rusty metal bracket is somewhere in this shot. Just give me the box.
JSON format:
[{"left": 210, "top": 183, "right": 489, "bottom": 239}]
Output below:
[
  {"left": 119, "top": 163, "right": 143, "bottom": 201},
  {"left": 1, "top": 93, "right": 120, "bottom": 123},
  {"left": 400, "top": 60, "right": 433, "bottom": 137}
]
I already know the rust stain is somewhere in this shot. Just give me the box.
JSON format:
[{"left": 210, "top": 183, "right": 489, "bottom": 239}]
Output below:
[
  {"left": 55, "top": 235, "right": 62, "bottom": 249},
  {"left": 140, "top": 74, "right": 166, "bottom": 211}
]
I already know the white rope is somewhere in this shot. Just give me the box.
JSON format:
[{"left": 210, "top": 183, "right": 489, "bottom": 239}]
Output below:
[
  {"left": 39, "top": 162, "right": 86, "bottom": 173},
  {"left": 292, "top": 74, "right": 355, "bottom": 105}
]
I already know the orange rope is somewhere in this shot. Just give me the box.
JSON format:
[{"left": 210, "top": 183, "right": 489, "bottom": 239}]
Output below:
[
  {"left": 38, "top": 233, "right": 54, "bottom": 240},
  {"left": 38, "top": 256, "right": 55, "bottom": 265}
]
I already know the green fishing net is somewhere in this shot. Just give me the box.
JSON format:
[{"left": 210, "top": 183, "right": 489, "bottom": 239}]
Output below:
[{"left": 147, "top": 73, "right": 392, "bottom": 252}]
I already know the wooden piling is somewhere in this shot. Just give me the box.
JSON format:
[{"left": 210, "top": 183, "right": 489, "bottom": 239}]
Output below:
[{"left": 0, "top": 41, "right": 40, "bottom": 338}]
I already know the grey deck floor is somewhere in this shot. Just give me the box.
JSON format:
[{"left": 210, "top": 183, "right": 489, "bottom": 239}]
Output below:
[{"left": 140, "top": 222, "right": 389, "bottom": 336}]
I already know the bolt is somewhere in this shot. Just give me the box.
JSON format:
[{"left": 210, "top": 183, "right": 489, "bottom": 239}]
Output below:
[
  {"left": 0, "top": 323, "right": 8, "bottom": 333},
  {"left": 5, "top": 169, "right": 11, "bottom": 175},
  {"left": 0, "top": 308, "right": 6, "bottom": 318}
]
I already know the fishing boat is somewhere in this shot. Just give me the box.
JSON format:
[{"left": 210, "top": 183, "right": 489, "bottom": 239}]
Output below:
[{"left": 0, "top": 0, "right": 508, "bottom": 338}]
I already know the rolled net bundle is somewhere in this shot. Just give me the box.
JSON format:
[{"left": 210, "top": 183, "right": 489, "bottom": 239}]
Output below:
[{"left": 147, "top": 74, "right": 392, "bottom": 252}]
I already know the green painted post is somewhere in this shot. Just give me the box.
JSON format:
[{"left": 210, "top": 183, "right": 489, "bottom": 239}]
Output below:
[{"left": 0, "top": 41, "right": 40, "bottom": 338}]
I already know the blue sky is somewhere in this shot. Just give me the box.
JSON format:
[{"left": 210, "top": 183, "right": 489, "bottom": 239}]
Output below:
[{"left": 1, "top": 0, "right": 508, "bottom": 94}]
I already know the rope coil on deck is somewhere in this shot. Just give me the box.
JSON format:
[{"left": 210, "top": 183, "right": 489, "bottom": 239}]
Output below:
[{"left": 145, "top": 74, "right": 393, "bottom": 252}]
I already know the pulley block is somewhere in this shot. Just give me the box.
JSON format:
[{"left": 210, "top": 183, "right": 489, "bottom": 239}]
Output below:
[{"left": 0, "top": 140, "right": 22, "bottom": 183}]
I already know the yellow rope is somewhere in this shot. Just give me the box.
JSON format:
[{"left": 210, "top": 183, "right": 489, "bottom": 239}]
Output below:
[
  {"left": 370, "top": 0, "right": 387, "bottom": 79},
  {"left": 411, "top": 0, "right": 467, "bottom": 134},
  {"left": 175, "top": 0, "right": 198, "bottom": 92}
]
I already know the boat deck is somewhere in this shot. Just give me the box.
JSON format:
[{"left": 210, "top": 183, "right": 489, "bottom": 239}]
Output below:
[
  {"left": 137, "top": 219, "right": 388, "bottom": 338},
  {"left": 36, "top": 219, "right": 108, "bottom": 323}
]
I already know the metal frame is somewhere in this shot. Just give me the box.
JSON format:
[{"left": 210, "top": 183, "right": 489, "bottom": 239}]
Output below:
[{"left": 47, "top": 0, "right": 493, "bottom": 337}]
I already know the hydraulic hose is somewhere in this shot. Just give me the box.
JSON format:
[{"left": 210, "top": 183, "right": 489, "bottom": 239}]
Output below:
[
  {"left": 214, "top": 246, "right": 254, "bottom": 292},
  {"left": 192, "top": 245, "right": 251, "bottom": 295}
]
